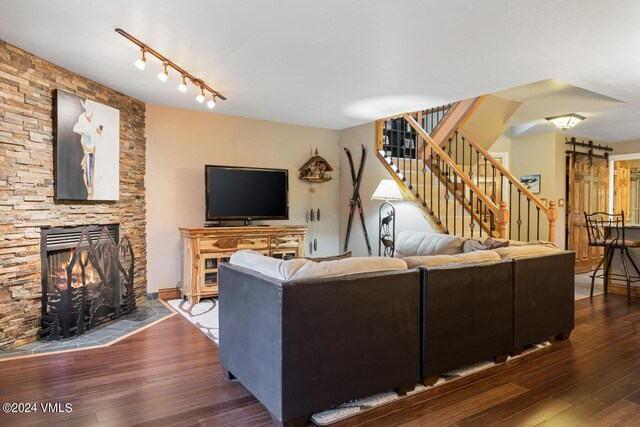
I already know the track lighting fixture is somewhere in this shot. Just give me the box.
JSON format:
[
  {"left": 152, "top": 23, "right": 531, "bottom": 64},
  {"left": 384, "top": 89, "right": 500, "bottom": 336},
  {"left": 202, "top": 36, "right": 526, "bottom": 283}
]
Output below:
[
  {"left": 196, "top": 87, "right": 205, "bottom": 103},
  {"left": 207, "top": 95, "right": 216, "bottom": 110},
  {"left": 116, "top": 28, "right": 226, "bottom": 107},
  {"left": 178, "top": 75, "right": 188, "bottom": 93},
  {"left": 134, "top": 48, "right": 147, "bottom": 70},
  {"left": 157, "top": 63, "right": 169, "bottom": 83}
]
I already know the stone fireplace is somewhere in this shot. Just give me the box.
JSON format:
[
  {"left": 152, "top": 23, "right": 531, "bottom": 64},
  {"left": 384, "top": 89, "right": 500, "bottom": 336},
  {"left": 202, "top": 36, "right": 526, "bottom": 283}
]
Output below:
[
  {"left": 0, "top": 39, "right": 147, "bottom": 349},
  {"left": 38, "top": 225, "right": 136, "bottom": 340}
]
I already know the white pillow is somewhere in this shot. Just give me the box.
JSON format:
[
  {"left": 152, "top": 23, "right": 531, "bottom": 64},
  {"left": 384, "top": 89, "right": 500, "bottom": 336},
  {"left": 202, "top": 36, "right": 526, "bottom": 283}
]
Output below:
[
  {"left": 403, "top": 250, "right": 500, "bottom": 268},
  {"left": 395, "top": 231, "right": 464, "bottom": 257}
]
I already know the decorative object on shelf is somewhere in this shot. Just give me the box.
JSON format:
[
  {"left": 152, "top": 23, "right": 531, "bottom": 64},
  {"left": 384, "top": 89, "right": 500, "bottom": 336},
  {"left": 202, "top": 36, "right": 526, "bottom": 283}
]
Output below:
[
  {"left": 344, "top": 145, "right": 372, "bottom": 255},
  {"left": 520, "top": 174, "right": 541, "bottom": 194},
  {"left": 310, "top": 208, "right": 315, "bottom": 222},
  {"left": 299, "top": 148, "right": 333, "bottom": 183},
  {"left": 546, "top": 113, "right": 585, "bottom": 130},
  {"left": 55, "top": 90, "right": 120, "bottom": 201},
  {"left": 565, "top": 137, "right": 612, "bottom": 166},
  {"left": 371, "top": 179, "right": 403, "bottom": 257},
  {"left": 317, "top": 208, "right": 320, "bottom": 221},
  {"left": 115, "top": 28, "right": 225, "bottom": 108}
]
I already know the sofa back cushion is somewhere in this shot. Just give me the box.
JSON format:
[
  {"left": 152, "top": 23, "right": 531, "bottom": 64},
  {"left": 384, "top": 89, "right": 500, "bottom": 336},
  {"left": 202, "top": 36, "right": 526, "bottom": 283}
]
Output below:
[
  {"left": 230, "top": 250, "right": 408, "bottom": 281},
  {"left": 493, "top": 245, "right": 560, "bottom": 259},
  {"left": 395, "top": 231, "right": 465, "bottom": 257},
  {"left": 403, "top": 250, "right": 500, "bottom": 268}
]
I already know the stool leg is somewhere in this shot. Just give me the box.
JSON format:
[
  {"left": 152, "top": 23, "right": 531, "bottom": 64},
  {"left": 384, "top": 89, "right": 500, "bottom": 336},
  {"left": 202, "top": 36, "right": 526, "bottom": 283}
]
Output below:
[
  {"left": 604, "top": 247, "right": 615, "bottom": 294},
  {"left": 591, "top": 248, "right": 608, "bottom": 298},
  {"left": 620, "top": 248, "right": 632, "bottom": 304}
]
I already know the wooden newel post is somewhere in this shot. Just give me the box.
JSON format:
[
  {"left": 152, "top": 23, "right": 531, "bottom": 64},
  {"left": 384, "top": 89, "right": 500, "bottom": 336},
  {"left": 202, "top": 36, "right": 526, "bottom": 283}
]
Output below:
[
  {"left": 497, "top": 201, "right": 509, "bottom": 240},
  {"left": 547, "top": 200, "right": 558, "bottom": 243}
]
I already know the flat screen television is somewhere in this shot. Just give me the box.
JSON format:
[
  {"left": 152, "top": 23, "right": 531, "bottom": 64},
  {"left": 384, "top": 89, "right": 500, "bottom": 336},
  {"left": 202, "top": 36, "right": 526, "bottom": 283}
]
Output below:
[{"left": 205, "top": 165, "right": 289, "bottom": 224}]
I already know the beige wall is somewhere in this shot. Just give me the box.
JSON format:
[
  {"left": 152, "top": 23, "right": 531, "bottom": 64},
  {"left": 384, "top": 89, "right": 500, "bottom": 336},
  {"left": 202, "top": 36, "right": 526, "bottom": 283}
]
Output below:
[
  {"left": 145, "top": 105, "right": 340, "bottom": 292},
  {"left": 612, "top": 140, "right": 640, "bottom": 155},
  {"left": 338, "top": 123, "right": 435, "bottom": 257}
]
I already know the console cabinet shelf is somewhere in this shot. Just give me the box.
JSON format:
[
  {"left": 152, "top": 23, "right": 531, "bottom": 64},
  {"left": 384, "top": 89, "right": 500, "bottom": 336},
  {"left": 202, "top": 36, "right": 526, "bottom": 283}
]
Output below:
[{"left": 179, "top": 226, "right": 307, "bottom": 304}]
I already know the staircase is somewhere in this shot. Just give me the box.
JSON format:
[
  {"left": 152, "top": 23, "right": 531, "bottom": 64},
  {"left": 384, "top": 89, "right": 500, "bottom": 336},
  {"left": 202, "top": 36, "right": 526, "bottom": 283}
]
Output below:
[{"left": 376, "top": 98, "right": 558, "bottom": 243}]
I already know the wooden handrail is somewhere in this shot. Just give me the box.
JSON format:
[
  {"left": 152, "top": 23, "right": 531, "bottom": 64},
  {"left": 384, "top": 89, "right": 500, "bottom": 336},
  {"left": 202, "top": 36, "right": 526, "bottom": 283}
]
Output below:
[
  {"left": 403, "top": 114, "right": 500, "bottom": 217},
  {"left": 456, "top": 129, "right": 548, "bottom": 214}
]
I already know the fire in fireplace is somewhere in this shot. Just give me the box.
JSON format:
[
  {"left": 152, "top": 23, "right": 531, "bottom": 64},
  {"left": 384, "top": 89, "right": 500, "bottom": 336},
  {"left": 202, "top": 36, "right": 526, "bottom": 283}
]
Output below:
[{"left": 39, "top": 225, "right": 136, "bottom": 340}]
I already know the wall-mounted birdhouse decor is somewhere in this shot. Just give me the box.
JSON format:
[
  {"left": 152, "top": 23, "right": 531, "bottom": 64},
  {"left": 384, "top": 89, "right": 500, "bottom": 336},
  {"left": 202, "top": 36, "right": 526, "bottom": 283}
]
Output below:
[{"left": 299, "top": 148, "right": 333, "bottom": 183}]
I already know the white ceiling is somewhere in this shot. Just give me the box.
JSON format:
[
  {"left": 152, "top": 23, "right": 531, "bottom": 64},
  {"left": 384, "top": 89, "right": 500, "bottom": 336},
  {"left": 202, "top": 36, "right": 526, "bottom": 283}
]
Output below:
[{"left": 2, "top": 0, "right": 640, "bottom": 138}]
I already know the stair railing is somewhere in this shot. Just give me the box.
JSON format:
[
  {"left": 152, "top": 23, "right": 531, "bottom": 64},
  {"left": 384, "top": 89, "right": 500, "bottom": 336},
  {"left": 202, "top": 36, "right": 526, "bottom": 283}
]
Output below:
[
  {"left": 403, "top": 114, "right": 509, "bottom": 239},
  {"left": 453, "top": 129, "right": 558, "bottom": 243}
]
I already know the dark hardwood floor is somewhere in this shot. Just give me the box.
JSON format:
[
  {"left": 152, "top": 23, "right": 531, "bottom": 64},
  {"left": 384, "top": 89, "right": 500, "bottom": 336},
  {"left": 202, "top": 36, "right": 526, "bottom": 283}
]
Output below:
[{"left": 1, "top": 294, "right": 640, "bottom": 426}]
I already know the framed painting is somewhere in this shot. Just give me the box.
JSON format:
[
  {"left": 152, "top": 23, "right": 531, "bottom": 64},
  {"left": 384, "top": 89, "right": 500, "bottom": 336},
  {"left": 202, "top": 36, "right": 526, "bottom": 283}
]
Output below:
[
  {"left": 55, "top": 90, "right": 120, "bottom": 200},
  {"left": 520, "top": 174, "right": 541, "bottom": 194}
]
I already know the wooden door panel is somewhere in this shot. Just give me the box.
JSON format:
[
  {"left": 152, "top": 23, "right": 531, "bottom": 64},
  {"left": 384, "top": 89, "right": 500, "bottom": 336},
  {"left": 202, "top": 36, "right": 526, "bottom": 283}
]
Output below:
[{"left": 568, "top": 155, "right": 608, "bottom": 273}]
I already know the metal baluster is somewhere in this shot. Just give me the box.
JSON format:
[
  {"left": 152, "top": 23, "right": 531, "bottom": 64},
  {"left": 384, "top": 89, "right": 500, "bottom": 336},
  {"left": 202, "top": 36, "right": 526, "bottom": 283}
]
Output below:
[
  {"left": 461, "top": 182, "right": 465, "bottom": 237},
  {"left": 509, "top": 182, "right": 513, "bottom": 239},
  {"left": 437, "top": 155, "right": 441, "bottom": 224},
  {"left": 517, "top": 189, "right": 522, "bottom": 241},
  {"left": 422, "top": 141, "right": 427, "bottom": 207},
  {"left": 430, "top": 147, "right": 434, "bottom": 215},
  {"left": 527, "top": 198, "right": 531, "bottom": 242},
  {"left": 453, "top": 172, "right": 458, "bottom": 236},
  {"left": 445, "top": 162, "right": 450, "bottom": 233},
  {"left": 469, "top": 191, "right": 475, "bottom": 238},
  {"left": 479, "top": 200, "right": 483, "bottom": 237},
  {"left": 536, "top": 206, "right": 540, "bottom": 240},
  {"left": 484, "top": 158, "right": 488, "bottom": 222},
  {"left": 455, "top": 131, "right": 459, "bottom": 166},
  {"left": 476, "top": 150, "right": 480, "bottom": 214}
]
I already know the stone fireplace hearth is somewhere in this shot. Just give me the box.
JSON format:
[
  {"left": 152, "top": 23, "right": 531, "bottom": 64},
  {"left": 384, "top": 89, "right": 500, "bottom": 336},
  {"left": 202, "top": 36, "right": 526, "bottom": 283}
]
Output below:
[{"left": 39, "top": 225, "right": 136, "bottom": 340}]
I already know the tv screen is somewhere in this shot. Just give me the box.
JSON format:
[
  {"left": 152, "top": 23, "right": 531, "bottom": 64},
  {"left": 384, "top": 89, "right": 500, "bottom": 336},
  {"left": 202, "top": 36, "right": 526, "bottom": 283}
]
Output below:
[{"left": 205, "top": 165, "right": 289, "bottom": 222}]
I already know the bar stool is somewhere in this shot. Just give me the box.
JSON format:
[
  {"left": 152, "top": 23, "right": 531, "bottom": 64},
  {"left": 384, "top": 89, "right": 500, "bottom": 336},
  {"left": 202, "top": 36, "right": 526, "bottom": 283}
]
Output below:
[{"left": 584, "top": 211, "right": 640, "bottom": 304}]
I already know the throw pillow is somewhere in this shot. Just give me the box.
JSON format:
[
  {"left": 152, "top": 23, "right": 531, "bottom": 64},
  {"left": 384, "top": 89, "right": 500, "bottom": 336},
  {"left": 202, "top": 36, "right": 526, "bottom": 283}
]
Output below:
[{"left": 395, "top": 231, "right": 465, "bottom": 257}]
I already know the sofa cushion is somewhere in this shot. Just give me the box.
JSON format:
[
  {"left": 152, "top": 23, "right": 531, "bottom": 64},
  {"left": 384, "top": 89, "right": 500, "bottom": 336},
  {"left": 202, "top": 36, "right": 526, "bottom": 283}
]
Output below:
[
  {"left": 395, "top": 231, "right": 465, "bottom": 257},
  {"left": 493, "top": 245, "right": 560, "bottom": 259},
  {"left": 288, "top": 256, "right": 408, "bottom": 281},
  {"left": 230, "top": 250, "right": 308, "bottom": 281},
  {"left": 230, "top": 250, "right": 407, "bottom": 281},
  {"left": 403, "top": 250, "right": 500, "bottom": 268}
]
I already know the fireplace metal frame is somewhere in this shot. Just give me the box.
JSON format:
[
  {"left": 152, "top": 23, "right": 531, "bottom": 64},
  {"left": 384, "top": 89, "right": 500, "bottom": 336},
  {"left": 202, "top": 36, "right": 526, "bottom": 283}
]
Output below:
[{"left": 40, "top": 224, "right": 119, "bottom": 318}]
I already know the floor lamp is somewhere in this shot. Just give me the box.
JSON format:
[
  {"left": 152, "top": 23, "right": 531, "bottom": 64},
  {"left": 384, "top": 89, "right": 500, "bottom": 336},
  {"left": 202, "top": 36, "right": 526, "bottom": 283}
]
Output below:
[{"left": 371, "top": 179, "right": 403, "bottom": 257}]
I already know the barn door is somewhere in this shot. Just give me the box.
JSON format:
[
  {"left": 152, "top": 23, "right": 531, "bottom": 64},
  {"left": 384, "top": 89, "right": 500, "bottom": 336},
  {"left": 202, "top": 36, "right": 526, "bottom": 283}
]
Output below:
[{"left": 567, "top": 154, "right": 609, "bottom": 273}]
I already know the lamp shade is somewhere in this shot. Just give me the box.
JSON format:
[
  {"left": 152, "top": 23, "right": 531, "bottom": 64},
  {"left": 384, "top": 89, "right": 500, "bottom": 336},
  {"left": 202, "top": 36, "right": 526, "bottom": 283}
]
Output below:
[
  {"left": 371, "top": 179, "right": 403, "bottom": 201},
  {"left": 546, "top": 114, "right": 585, "bottom": 130}
]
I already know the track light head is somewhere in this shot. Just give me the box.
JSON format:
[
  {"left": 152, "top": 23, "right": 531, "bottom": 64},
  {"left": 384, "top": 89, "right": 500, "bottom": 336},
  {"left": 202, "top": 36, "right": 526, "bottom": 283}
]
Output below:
[
  {"left": 207, "top": 95, "right": 216, "bottom": 110},
  {"left": 157, "top": 63, "right": 168, "bottom": 82},
  {"left": 134, "top": 49, "right": 147, "bottom": 70},
  {"left": 177, "top": 75, "right": 188, "bottom": 93},
  {"left": 195, "top": 87, "right": 205, "bottom": 103}
]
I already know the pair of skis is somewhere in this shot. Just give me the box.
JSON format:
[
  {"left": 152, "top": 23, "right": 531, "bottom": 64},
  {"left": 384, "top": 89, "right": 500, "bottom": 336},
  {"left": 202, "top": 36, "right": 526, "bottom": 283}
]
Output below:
[{"left": 344, "top": 144, "right": 372, "bottom": 255}]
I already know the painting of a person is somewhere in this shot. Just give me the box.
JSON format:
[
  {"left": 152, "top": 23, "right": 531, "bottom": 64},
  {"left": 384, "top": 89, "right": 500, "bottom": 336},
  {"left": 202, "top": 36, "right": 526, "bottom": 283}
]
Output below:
[{"left": 72, "top": 100, "right": 103, "bottom": 198}]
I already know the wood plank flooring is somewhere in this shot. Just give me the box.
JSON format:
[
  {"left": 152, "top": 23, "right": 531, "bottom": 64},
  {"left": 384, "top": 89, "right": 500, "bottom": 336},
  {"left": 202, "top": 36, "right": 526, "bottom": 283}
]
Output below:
[{"left": 1, "top": 294, "right": 639, "bottom": 426}]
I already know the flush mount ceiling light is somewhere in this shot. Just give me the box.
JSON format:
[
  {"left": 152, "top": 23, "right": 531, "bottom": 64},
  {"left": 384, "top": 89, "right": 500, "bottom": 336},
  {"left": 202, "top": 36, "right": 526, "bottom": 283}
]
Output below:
[
  {"left": 116, "top": 28, "right": 226, "bottom": 106},
  {"left": 546, "top": 113, "right": 585, "bottom": 130}
]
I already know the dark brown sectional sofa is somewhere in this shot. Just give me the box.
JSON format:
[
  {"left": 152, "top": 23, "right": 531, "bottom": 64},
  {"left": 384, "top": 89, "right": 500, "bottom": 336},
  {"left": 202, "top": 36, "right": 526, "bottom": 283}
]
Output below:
[{"left": 218, "top": 250, "right": 575, "bottom": 427}]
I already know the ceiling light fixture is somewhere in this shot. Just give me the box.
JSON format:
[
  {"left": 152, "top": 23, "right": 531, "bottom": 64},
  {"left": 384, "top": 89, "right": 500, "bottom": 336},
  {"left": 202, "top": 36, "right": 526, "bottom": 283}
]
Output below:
[
  {"left": 207, "top": 95, "right": 216, "bottom": 110},
  {"left": 157, "top": 62, "right": 169, "bottom": 83},
  {"left": 116, "top": 28, "right": 226, "bottom": 106},
  {"left": 178, "top": 75, "right": 188, "bottom": 93},
  {"left": 134, "top": 48, "right": 147, "bottom": 70},
  {"left": 196, "top": 86, "right": 205, "bottom": 103},
  {"left": 546, "top": 113, "right": 585, "bottom": 130}
]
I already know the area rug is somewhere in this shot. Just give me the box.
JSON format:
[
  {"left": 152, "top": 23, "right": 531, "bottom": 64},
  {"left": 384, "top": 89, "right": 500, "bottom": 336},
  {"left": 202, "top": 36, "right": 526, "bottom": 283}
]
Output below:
[
  {"left": 167, "top": 297, "right": 550, "bottom": 426},
  {"left": 166, "top": 298, "right": 219, "bottom": 344}
]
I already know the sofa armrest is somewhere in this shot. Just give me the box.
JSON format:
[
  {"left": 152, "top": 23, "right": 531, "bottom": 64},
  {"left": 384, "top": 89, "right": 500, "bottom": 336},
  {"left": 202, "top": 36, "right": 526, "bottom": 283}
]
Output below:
[
  {"left": 420, "top": 259, "right": 513, "bottom": 378},
  {"left": 512, "top": 251, "right": 575, "bottom": 348},
  {"left": 218, "top": 263, "right": 421, "bottom": 422}
]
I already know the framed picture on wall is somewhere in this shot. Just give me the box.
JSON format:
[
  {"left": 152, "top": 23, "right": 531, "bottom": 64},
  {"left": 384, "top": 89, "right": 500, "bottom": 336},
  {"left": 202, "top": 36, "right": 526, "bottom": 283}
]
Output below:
[
  {"left": 55, "top": 89, "right": 120, "bottom": 200},
  {"left": 520, "top": 174, "right": 541, "bottom": 194}
]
